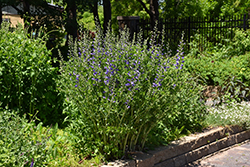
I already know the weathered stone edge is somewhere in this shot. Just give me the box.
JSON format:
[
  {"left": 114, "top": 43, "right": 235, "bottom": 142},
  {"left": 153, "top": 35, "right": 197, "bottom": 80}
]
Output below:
[
  {"left": 101, "top": 125, "right": 248, "bottom": 167},
  {"left": 155, "top": 128, "right": 250, "bottom": 167}
]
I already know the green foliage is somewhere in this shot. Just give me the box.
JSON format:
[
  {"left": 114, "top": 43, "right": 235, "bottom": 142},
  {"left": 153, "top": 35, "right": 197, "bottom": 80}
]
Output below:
[
  {"left": 0, "top": 108, "right": 53, "bottom": 167},
  {"left": 59, "top": 25, "right": 206, "bottom": 160},
  {"left": 0, "top": 23, "right": 65, "bottom": 126},
  {"left": 185, "top": 30, "right": 250, "bottom": 88},
  {"left": 78, "top": 6, "right": 104, "bottom": 31},
  {"left": 161, "top": 0, "right": 250, "bottom": 19}
]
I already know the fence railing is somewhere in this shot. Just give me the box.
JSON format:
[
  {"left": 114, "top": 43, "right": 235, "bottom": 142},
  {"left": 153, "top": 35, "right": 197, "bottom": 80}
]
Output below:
[{"left": 139, "top": 14, "right": 250, "bottom": 49}]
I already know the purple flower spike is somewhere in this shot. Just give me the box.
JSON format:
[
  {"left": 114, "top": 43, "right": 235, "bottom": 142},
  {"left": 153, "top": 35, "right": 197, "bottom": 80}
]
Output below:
[{"left": 30, "top": 158, "right": 34, "bottom": 167}]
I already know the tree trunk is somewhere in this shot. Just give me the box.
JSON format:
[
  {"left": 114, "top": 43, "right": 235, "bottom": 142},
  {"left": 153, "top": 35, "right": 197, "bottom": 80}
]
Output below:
[
  {"left": 103, "top": 0, "right": 111, "bottom": 34},
  {"left": 150, "top": 0, "right": 159, "bottom": 30},
  {"left": 93, "top": 1, "right": 101, "bottom": 28},
  {"left": 0, "top": 3, "right": 2, "bottom": 25},
  {"left": 66, "top": 0, "right": 78, "bottom": 43},
  {"left": 137, "top": 0, "right": 159, "bottom": 30},
  {"left": 23, "top": 0, "right": 30, "bottom": 28}
]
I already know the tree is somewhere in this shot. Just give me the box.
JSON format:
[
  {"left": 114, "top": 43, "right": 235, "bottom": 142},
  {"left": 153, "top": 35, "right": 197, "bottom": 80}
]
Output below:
[
  {"left": 65, "top": 0, "right": 78, "bottom": 41},
  {"left": 0, "top": 3, "right": 2, "bottom": 25},
  {"left": 77, "top": 0, "right": 102, "bottom": 30},
  {"left": 103, "top": 0, "right": 111, "bottom": 33},
  {"left": 137, "top": 0, "right": 159, "bottom": 30}
]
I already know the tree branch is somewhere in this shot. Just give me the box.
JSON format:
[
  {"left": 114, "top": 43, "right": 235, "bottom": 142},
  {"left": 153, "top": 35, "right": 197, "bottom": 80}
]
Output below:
[{"left": 137, "top": 0, "right": 153, "bottom": 16}]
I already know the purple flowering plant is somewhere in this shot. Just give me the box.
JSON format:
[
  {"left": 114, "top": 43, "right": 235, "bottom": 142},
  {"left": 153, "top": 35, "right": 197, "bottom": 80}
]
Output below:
[{"left": 59, "top": 24, "right": 204, "bottom": 159}]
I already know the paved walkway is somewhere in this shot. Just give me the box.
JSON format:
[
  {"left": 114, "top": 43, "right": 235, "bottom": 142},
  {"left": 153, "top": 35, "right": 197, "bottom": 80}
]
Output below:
[{"left": 187, "top": 141, "right": 250, "bottom": 167}]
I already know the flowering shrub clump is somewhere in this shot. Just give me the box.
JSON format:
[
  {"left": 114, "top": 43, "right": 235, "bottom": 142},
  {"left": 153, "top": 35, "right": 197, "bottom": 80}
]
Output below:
[{"left": 59, "top": 27, "right": 206, "bottom": 159}]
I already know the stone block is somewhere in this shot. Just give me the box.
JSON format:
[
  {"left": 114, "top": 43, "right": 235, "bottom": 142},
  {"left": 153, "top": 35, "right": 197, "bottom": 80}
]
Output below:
[
  {"left": 207, "top": 142, "right": 218, "bottom": 154},
  {"left": 226, "top": 135, "right": 236, "bottom": 147},
  {"left": 173, "top": 154, "right": 187, "bottom": 167},
  {"left": 235, "top": 130, "right": 250, "bottom": 143},
  {"left": 175, "top": 140, "right": 195, "bottom": 155},
  {"left": 216, "top": 138, "right": 228, "bottom": 150},
  {"left": 133, "top": 153, "right": 155, "bottom": 167},
  {"left": 185, "top": 146, "right": 209, "bottom": 163},
  {"left": 154, "top": 159, "right": 175, "bottom": 167},
  {"left": 149, "top": 145, "right": 177, "bottom": 164}
]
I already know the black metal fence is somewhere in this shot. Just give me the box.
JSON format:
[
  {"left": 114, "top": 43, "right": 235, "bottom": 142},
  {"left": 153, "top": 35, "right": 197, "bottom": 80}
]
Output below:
[{"left": 139, "top": 14, "right": 250, "bottom": 49}]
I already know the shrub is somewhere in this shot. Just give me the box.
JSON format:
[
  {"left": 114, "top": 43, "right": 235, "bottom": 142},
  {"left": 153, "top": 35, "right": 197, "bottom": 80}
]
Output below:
[
  {"left": 0, "top": 108, "right": 53, "bottom": 167},
  {"left": 186, "top": 29, "right": 250, "bottom": 87},
  {"left": 0, "top": 23, "right": 65, "bottom": 126},
  {"left": 59, "top": 26, "right": 206, "bottom": 159}
]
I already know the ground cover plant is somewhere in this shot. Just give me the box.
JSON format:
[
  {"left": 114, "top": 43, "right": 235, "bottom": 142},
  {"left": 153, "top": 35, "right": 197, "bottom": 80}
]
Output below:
[
  {"left": 0, "top": 107, "right": 53, "bottom": 167},
  {"left": 0, "top": 22, "right": 65, "bottom": 126},
  {"left": 59, "top": 25, "right": 207, "bottom": 160},
  {"left": 0, "top": 106, "right": 98, "bottom": 167},
  {"left": 205, "top": 101, "right": 250, "bottom": 128}
]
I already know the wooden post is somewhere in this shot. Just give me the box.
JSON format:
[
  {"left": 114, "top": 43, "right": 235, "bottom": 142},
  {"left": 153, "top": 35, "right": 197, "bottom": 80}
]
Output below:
[
  {"left": 243, "top": 14, "right": 247, "bottom": 31},
  {"left": 117, "top": 16, "right": 140, "bottom": 39}
]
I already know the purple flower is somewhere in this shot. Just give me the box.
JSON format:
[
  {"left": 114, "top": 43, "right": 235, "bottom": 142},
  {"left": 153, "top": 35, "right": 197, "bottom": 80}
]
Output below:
[
  {"left": 30, "top": 158, "right": 34, "bottom": 167},
  {"left": 75, "top": 85, "right": 78, "bottom": 87},
  {"left": 152, "top": 83, "right": 158, "bottom": 87},
  {"left": 47, "top": 134, "right": 52, "bottom": 139},
  {"left": 125, "top": 83, "right": 130, "bottom": 86}
]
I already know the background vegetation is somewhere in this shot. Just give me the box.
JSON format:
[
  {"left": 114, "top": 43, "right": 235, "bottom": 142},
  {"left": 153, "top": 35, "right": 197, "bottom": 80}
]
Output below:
[{"left": 1, "top": 0, "right": 250, "bottom": 166}]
